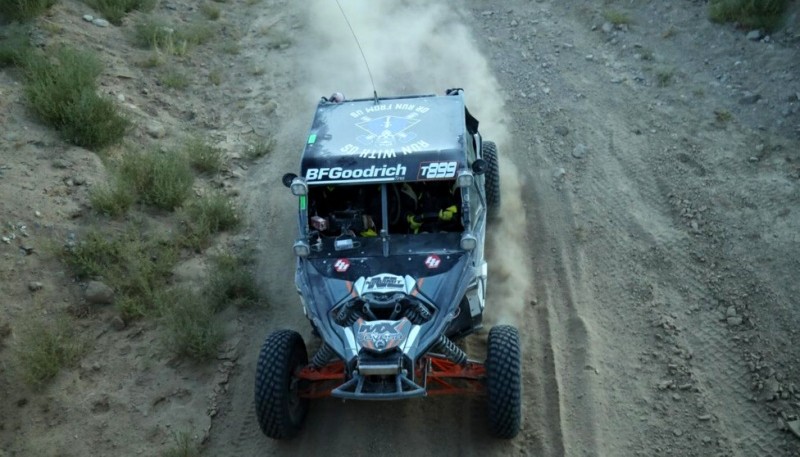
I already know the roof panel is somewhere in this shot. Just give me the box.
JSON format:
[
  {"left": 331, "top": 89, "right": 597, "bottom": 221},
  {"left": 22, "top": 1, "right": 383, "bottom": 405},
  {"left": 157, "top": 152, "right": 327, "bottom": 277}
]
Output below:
[{"left": 300, "top": 95, "right": 467, "bottom": 185}]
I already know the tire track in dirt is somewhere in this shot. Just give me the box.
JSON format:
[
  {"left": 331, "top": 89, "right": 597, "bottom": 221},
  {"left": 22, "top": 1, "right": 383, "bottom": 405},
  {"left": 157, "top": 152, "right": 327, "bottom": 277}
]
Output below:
[
  {"left": 606, "top": 129, "right": 790, "bottom": 455},
  {"left": 572, "top": 115, "right": 788, "bottom": 454},
  {"left": 520, "top": 166, "right": 602, "bottom": 457}
]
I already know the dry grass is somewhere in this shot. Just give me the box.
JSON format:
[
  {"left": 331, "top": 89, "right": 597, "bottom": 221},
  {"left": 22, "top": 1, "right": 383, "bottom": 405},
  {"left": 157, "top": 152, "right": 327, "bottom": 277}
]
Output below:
[
  {"left": 181, "top": 192, "right": 240, "bottom": 249},
  {"left": 13, "top": 315, "right": 87, "bottom": 388},
  {"left": 117, "top": 148, "right": 194, "bottom": 210},
  {"left": 0, "top": 0, "right": 57, "bottom": 22},
  {"left": 199, "top": 2, "right": 220, "bottom": 20},
  {"left": 603, "top": 9, "right": 632, "bottom": 25},
  {"left": 0, "top": 23, "right": 33, "bottom": 67},
  {"left": 133, "top": 17, "right": 216, "bottom": 56},
  {"left": 185, "top": 138, "right": 224, "bottom": 174},
  {"left": 160, "top": 288, "right": 223, "bottom": 360},
  {"left": 206, "top": 253, "right": 259, "bottom": 310}
]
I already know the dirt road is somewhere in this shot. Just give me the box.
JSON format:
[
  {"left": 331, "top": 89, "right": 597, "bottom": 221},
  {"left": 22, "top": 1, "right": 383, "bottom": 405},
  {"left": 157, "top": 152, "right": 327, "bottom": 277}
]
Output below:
[{"left": 205, "top": 0, "right": 800, "bottom": 456}]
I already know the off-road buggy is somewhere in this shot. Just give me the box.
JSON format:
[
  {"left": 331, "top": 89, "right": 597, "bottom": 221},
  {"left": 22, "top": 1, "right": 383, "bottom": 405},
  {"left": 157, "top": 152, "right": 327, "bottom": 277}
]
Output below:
[{"left": 255, "top": 89, "right": 521, "bottom": 439}]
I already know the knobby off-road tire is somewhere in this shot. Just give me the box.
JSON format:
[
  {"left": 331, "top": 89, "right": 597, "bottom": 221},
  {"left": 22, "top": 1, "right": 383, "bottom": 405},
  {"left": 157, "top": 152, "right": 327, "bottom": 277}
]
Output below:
[
  {"left": 254, "top": 330, "right": 309, "bottom": 440},
  {"left": 485, "top": 325, "right": 522, "bottom": 439},
  {"left": 482, "top": 140, "right": 501, "bottom": 219}
]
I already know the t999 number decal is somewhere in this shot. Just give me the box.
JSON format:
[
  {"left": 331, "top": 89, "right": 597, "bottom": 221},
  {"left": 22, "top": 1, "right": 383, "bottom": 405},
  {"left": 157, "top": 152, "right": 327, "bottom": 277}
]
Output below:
[{"left": 418, "top": 161, "right": 457, "bottom": 180}]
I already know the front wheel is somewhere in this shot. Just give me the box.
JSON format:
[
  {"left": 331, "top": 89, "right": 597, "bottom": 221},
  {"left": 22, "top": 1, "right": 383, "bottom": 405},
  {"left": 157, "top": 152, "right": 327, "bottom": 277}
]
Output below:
[
  {"left": 254, "top": 330, "right": 309, "bottom": 439},
  {"left": 485, "top": 325, "right": 521, "bottom": 438}
]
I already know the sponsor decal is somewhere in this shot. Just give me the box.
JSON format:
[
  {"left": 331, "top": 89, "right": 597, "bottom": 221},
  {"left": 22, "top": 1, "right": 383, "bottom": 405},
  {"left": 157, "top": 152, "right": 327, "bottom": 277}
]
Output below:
[
  {"left": 357, "top": 318, "right": 412, "bottom": 353},
  {"left": 418, "top": 161, "right": 458, "bottom": 180},
  {"left": 305, "top": 164, "right": 407, "bottom": 182},
  {"left": 342, "top": 103, "right": 431, "bottom": 159},
  {"left": 364, "top": 274, "right": 405, "bottom": 292},
  {"left": 424, "top": 254, "right": 441, "bottom": 269},
  {"left": 334, "top": 258, "right": 350, "bottom": 273}
]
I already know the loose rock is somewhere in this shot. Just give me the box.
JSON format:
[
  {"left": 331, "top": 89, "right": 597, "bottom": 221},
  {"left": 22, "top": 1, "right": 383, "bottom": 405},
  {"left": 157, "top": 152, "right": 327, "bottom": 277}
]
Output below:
[
  {"left": 572, "top": 143, "right": 588, "bottom": 159},
  {"left": 85, "top": 281, "right": 114, "bottom": 305},
  {"left": 28, "top": 281, "right": 43, "bottom": 292},
  {"left": 92, "top": 18, "right": 110, "bottom": 28},
  {"left": 109, "top": 316, "right": 126, "bottom": 331},
  {"left": 739, "top": 93, "right": 761, "bottom": 105},
  {"left": 554, "top": 126, "right": 569, "bottom": 136},
  {"left": 145, "top": 123, "right": 167, "bottom": 139},
  {"left": 746, "top": 30, "right": 762, "bottom": 41},
  {"left": 263, "top": 100, "right": 278, "bottom": 116},
  {"left": 601, "top": 22, "right": 614, "bottom": 33},
  {"left": 787, "top": 419, "right": 800, "bottom": 438},
  {"left": 82, "top": 14, "right": 93, "bottom": 22},
  {"left": 727, "top": 316, "right": 743, "bottom": 326}
]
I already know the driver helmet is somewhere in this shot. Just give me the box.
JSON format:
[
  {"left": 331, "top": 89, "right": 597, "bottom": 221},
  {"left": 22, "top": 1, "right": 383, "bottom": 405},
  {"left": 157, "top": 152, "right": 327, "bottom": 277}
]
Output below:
[{"left": 329, "top": 92, "right": 345, "bottom": 103}]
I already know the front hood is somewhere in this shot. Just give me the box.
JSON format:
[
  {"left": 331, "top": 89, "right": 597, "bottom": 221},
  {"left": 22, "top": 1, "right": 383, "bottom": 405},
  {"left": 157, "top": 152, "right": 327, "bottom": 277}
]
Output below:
[
  {"left": 301, "top": 253, "right": 470, "bottom": 313},
  {"left": 308, "top": 252, "right": 463, "bottom": 281}
]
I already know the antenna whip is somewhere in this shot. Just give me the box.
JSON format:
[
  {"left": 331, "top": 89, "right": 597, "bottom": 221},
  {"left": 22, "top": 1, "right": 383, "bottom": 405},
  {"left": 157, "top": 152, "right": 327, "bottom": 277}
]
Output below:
[{"left": 335, "top": 0, "right": 378, "bottom": 103}]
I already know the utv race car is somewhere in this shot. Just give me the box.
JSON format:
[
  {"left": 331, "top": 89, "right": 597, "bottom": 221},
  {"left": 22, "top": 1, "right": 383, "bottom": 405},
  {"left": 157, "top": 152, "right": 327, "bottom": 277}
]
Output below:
[{"left": 255, "top": 89, "right": 521, "bottom": 439}]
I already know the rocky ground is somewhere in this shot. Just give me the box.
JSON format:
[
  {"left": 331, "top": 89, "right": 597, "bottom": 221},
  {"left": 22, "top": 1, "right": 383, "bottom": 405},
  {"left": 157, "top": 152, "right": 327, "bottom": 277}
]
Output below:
[{"left": 1, "top": 0, "right": 799, "bottom": 456}]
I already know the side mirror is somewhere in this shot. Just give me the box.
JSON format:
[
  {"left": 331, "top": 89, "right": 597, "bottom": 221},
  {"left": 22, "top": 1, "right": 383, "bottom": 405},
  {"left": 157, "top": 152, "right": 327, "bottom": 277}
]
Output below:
[
  {"left": 282, "top": 173, "right": 298, "bottom": 188},
  {"left": 471, "top": 159, "right": 487, "bottom": 175}
]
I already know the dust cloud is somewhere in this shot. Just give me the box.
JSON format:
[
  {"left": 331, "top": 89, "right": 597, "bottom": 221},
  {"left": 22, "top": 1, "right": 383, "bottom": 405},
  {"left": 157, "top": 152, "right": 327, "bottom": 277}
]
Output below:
[{"left": 305, "top": 0, "right": 531, "bottom": 325}]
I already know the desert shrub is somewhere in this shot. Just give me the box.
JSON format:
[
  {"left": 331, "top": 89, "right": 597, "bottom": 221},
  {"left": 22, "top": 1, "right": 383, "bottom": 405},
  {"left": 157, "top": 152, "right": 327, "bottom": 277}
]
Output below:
[
  {"left": 160, "top": 289, "right": 222, "bottom": 360},
  {"left": 89, "top": 179, "right": 135, "bottom": 217},
  {"left": 135, "top": 52, "right": 164, "bottom": 68},
  {"left": 180, "top": 23, "right": 215, "bottom": 45},
  {"left": 714, "top": 109, "right": 734, "bottom": 123},
  {"left": 61, "top": 229, "right": 124, "bottom": 279},
  {"left": 655, "top": 67, "right": 675, "bottom": 87},
  {"left": 118, "top": 149, "right": 194, "bottom": 210},
  {"left": 185, "top": 138, "right": 224, "bottom": 173},
  {"left": 134, "top": 16, "right": 216, "bottom": 55},
  {"left": 0, "top": 0, "right": 57, "bottom": 22},
  {"left": 181, "top": 193, "right": 239, "bottom": 249},
  {"left": 0, "top": 23, "right": 32, "bottom": 67},
  {"left": 709, "top": 0, "right": 789, "bottom": 31},
  {"left": 61, "top": 228, "right": 178, "bottom": 314},
  {"left": 134, "top": 17, "right": 180, "bottom": 50},
  {"left": 13, "top": 316, "right": 86, "bottom": 388},
  {"left": 22, "top": 47, "right": 129, "bottom": 149},
  {"left": 83, "top": 0, "right": 155, "bottom": 25},
  {"left": 161, "top": 67, "right": 190, "bottom": 89},
  {"left": 199, "top": 2, "right": 220, "bottom": 20},
  {"left": 603, "top": 9, "right": 632, "bottom": 25},
  {"left": 208, "top": 68, "right": 222, "bottom": 85},
  {"left": 162, "top": 431, "right": 199, "bottom": 457},
  {"left": 245, "top": 137, "right": 274, "bottom": 160},
  {"left": 206, "top": 253, "right": 258, "bottom": 311}
]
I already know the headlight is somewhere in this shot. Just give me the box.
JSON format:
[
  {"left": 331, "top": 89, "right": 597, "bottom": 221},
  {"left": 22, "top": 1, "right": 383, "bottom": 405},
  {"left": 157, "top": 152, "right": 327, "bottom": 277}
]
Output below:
[
  {"left": 460, "top": 233, "right": 478, "bottom": 251},
  {"left": 293, "top": 240, "right": 311, "bottom": 257},
  {"left": 456, "top": 171, "right": 474, "bottom": 188},
  {"left": 290, "top": 177, "right": 308, "bottom": 196}
]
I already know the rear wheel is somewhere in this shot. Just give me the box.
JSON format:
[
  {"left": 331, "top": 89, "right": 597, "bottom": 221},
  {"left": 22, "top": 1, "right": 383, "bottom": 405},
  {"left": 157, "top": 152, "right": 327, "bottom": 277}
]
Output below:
[
  {"left": 254, "top": 330, "right": 309, "bottom": 439},
  {"left": 485, "top": 325, "right": 521, "bottom": 438},
  {"left": 482, "top": 140, "right": 501, "bottom": 219}
]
